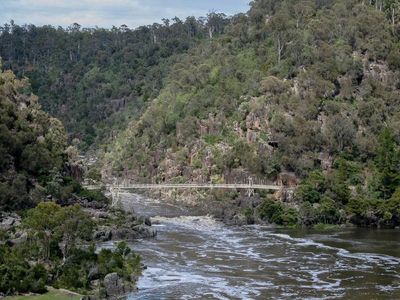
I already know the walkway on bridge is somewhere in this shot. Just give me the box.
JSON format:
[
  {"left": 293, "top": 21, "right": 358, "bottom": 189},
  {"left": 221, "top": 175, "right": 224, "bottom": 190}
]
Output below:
[
  {"left": 85, "top": 180, "right": 292, "bottom": 207},
  {"left": 85, "top": 183, "right": 288, "bottom": 192}
]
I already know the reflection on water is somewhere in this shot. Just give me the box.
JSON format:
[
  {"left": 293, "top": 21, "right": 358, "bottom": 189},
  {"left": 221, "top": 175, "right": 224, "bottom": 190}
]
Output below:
[{"left": 115, "top": 194, "right": 400, "bottom": 299}]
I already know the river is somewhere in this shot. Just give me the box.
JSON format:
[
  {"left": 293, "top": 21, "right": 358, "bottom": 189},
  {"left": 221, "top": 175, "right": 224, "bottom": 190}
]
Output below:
[{"left": 106, "top": 193, "right": 400, "bottom": 299}]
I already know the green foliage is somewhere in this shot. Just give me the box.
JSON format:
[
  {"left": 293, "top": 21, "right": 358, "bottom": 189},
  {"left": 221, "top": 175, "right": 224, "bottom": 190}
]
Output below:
[
  {"left": 3, "top": 0, "right": 400, "bottom": 229},
  {"left": 296, "top": 171, "right": 326, "bottom": 203},
  {"left": 98, "top": 241, "right": 141, "bottom": 280},
  {"left": 54, "top": 246, "right": 97, "bottom": 290},
  {"left": 0, "top": 69, "right": 69, "bottom": 211},
  {"left": 0, "top": 17, "right": 228, "bottom": 149},
  {"left": 244, "top": 207, "right": 254, "bottom": 224},
  {"left": 258, "top": 198, "right": 298, "bottom": 226},
  {"left": 24, "top": 202, "right": 94, "bottom": 261},
  {"left": 0, "top": 204, "right": 141, "bottom": 296},
  {"left": 0, "top": 244, "right": 48, "bottom": 295},
  {"left": 317, "top": 196, "right": 342, "bottom": 224},
  {"left": 86, "top": 167, "right": 102, "bottom": 182},
  {"left": 375, "top": 128, "right": 400, "bottom": 199}
]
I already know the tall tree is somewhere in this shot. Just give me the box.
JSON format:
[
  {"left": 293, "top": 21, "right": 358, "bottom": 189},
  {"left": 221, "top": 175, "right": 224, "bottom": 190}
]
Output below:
[{"left": 376, "top": 127, "right": 400, "bottom": 199}]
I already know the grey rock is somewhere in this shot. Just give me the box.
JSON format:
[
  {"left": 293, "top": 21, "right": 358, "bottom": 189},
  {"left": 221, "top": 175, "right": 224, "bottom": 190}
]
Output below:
[
  {"left": 93, "top": 229, "right": 112, "bottom": 242},
  {"left": 111, "top": 224, "right": 156, "bottom": 241},
  {"left": 0, "top": 213, "right": 21, "bottom": 231},
  {"left": 138, "top": 216, "right": 152, "bottom": 226},
  {"left": 88, "top": 266, "right": 100, "bottom": 281},
  {"left": 90, "top": 279, "right": 101, "bottom": 289},
  {"left": 144, "top": 217, "right": 152, "bottom": 226},
  {"left": 90, "top": 210, "right": 110, "bottom": 219},
  {"left": 9, "top": 231, "right": 28, "bottom": 245},
  {"left": 104, "top": 273, "right": 125, "bottom": 298},
  {"left": 132, "top": 224, "right": 157, "bottom": 238},
  {"left": 111, "top": 228, "right": 135, "bottom": 240},
  {"left": 231, "top": 213, "right": 248, "bottom": 226}
]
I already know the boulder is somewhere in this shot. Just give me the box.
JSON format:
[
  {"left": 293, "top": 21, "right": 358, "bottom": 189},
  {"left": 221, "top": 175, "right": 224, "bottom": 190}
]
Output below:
[
  {"left": 88, "top": 266, "right": 100, "bottom": 281},
  {"left": 112, "top": 225, "right": 157, "bottom": 240},
  {"left": 9, "top": 231, "right": 28, "bottom": 245},
  {"left": 137, "top": 216, "right": 152, "bottom": 226},
  {"left": 135, "top": 225, "right": 157, "bottom": 238},
  {"left": 93, "top": 229, "right": 112, "bottom": 242},
  {"left": 103, "top": 273, "right": 126, "bottom": 298},
  {"left": 0, "top": 213, "right": 21, "bottom": 231},
  {"left": 231, "top": 213, "right": 248, "bottom": 226}
]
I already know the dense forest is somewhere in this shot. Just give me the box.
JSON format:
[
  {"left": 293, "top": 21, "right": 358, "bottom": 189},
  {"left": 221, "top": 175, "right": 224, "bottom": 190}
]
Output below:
[
  {"left": 1, "top": 1, "right": 400, "bottom": 228},
  {"left": 0, "top": 14, "right": 228, "bottom": 149},
  {"left": 103, "top": 0, "right": 400, "bottom": 227}
]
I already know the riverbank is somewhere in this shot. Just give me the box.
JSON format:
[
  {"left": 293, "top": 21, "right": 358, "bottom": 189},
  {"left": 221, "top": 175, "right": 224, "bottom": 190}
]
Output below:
[{"left": 138, "top": 188, "right": 400, "bottom": 229}]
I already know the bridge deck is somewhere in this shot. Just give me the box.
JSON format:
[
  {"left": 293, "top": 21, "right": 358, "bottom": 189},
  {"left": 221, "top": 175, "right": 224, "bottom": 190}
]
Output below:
[{"left": 86, "top": 183, "right": 286, "bottom": 191}]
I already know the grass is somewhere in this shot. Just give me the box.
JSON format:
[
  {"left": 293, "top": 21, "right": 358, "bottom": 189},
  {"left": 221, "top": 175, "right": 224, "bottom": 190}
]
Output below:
[{"left": 6, "top": 289, "right": 82, "bottom": 300}]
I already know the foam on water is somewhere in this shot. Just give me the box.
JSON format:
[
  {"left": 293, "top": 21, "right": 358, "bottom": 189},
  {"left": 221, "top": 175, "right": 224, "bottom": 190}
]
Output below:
[
  {"left": 266, "top": 232, "right": 400, "bottom": 268},
  {"left": 115, "top": 193, "right": 400, "bottom": 299},
  {"left": 151, "top": 215, "right": 223, "bottom": 231}
]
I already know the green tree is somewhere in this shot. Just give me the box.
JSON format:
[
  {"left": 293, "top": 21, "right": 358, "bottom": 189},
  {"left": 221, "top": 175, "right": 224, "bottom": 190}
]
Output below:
[
  {"left": 55, "top": 204, "right": 94, "bottom": 261},
  {"left": 24, "top": 202, "right": 93, "bottom": 262},
  {"left": 376, "top": 128, "right": 400, "bottom": 199},
  {"left": 24, "top": 202, "right": 62, "bottom": 261}
]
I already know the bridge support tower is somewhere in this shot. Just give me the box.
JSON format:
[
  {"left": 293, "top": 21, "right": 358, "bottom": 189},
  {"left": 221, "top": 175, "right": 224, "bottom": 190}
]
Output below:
[
  {"left": 246, "top": 177, "right": 255, "bottom": 197},
  {"left": 110, "top": 180, "right": 122, "bottom": 208}
]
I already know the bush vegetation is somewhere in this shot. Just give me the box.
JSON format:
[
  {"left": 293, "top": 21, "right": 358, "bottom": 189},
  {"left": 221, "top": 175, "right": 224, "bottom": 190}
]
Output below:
[{"left": 0, "top": 203, "right": 141, "bottom": 296}]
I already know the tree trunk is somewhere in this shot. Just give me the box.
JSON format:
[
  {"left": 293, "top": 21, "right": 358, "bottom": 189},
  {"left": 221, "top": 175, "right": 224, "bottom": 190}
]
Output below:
[
  {"left": 277, "top": 38, "right": 284, "bottom": 64},
  {"left": 392, "top": 7, "right": 395, "bottom": 28}
]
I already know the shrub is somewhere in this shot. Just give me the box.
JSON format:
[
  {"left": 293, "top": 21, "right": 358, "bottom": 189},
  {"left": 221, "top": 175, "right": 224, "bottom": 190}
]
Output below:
[{"left": 258, "top": 199, "right": 298, "bottom": 226}]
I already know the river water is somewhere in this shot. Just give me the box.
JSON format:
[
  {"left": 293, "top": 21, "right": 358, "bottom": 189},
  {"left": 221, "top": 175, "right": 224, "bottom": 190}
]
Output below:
[{"left": 112, "top": 193, "right": 400, "bottom": 299}]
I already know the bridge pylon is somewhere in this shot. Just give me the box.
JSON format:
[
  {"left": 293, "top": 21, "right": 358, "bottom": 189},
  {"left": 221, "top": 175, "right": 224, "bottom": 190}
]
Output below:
[
  {"left": 110, "top": 179, "right": 122, "bottom": 208},
  {"left": 246, "top": 176, "right": 255, "bottom": 197}
]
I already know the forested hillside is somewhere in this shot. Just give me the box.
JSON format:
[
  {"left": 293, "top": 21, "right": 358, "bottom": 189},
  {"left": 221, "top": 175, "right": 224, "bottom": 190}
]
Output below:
[
  {"left": 0, "top": 68, "right": 146, "bottom": 297},
  {"left": 1, "top": 0, "right": 400, "bottom": 228},
  {"left": 104, "top": 0, "right": 400, "bottom": 227},
  {"left": 0, "top": 14, "right": 228, "bottom": 149},
  {"left": 0, "top": 67, "right": 66, "bottom": 210}
]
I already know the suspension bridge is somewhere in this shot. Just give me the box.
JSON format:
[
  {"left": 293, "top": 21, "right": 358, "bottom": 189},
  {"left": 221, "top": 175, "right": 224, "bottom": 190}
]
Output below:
[{"left": 85, "top": 178, "right": 293, "bottom": 207}]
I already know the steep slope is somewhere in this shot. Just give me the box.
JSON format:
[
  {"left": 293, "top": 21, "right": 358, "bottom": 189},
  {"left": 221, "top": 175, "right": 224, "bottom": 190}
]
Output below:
[
  {"left": 0, "top": 67, "right": 108, "bottom": 211},
  {"left": 105, "top": 0, "right": 400, "bottom": 226},
  {"left": 0, "top": 68, "right": 68, "bottom": 210}
]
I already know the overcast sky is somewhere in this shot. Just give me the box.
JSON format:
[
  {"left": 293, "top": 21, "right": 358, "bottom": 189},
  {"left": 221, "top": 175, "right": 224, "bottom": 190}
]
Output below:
[{"left": 0, "top": 0, "right": 250, "bottom": 28}]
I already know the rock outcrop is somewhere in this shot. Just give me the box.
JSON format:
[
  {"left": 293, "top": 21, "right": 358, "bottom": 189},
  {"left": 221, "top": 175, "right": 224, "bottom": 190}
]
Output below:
[
  {"left": 0, "top": 213, "right": 21, "bottom": 231},
  {"left": 103, "top": 272, "right": 135, "bottom": 299},
  {"left": 89, "top": 209, "right": 157, "bottom": 242}
]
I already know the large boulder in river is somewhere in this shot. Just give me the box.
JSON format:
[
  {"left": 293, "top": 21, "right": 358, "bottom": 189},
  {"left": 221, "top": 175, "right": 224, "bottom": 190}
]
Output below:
[
  {"left": 137, "top": 216, "right": 152, "bottom": 226},
  {"left": 133, "top": 224, "right": 157, "bottom": 238},
  {"left": 93, "top": 228, "right": 113, "bottom": 242},
  {"left": 111, "top": 224, "right": 157, "bottom": 240}
]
